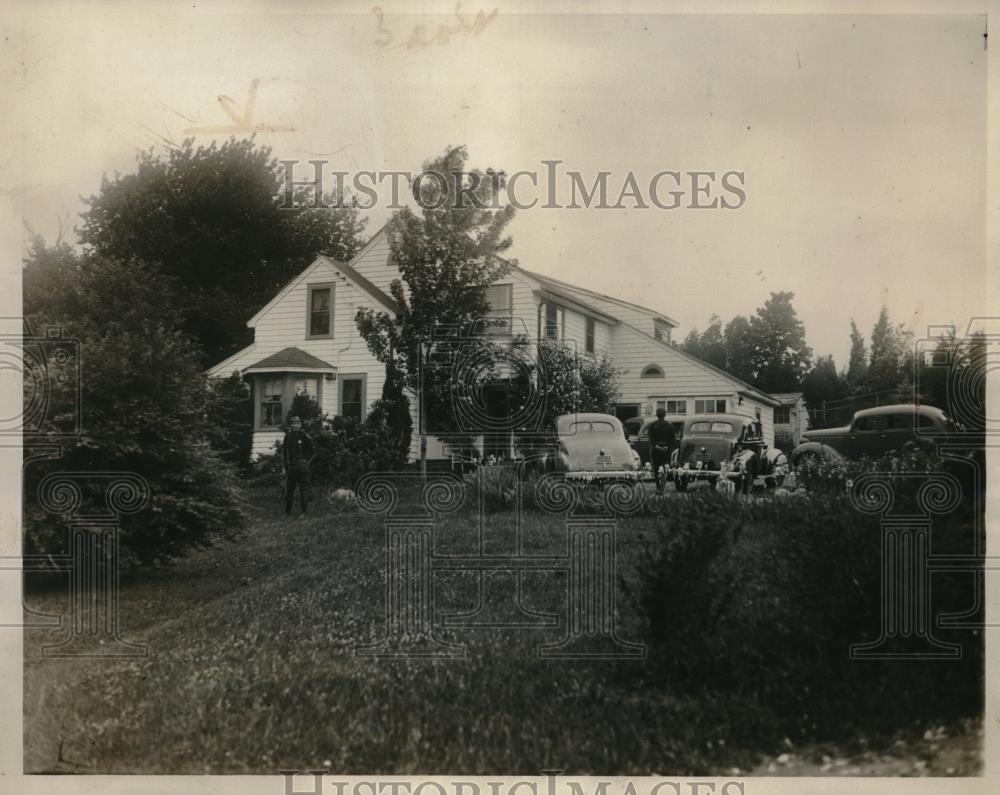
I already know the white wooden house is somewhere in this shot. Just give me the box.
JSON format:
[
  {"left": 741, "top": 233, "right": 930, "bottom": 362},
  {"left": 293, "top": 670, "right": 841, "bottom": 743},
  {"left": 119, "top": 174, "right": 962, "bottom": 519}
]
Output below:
[
  {"left": 207, "top": 225, "right": 779, "bottom": 459},
  {"left": 769, "top": 391, "right": 810, "bottom": 451}
]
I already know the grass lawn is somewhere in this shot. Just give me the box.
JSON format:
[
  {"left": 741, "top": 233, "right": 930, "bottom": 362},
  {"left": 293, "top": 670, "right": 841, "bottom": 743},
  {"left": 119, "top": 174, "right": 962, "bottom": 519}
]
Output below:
[{"left": 22, "top": 485, "right": 981, "bottom": 775}]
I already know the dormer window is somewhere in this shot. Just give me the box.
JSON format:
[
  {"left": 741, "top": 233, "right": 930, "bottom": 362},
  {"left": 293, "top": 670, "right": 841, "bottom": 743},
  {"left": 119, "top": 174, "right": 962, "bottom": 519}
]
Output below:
[{"left": 654, "top": 321, "right": 670, "bottom": 342}]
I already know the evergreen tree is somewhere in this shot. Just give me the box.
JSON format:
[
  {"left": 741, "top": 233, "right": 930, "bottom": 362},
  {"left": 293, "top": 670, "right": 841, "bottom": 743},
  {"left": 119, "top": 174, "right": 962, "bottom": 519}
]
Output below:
[
  {"left": 845, "top": 319, "right": 868, "bottom": 393},
  {"left": 864, "top": 306, "right": 913, "bottom": 402},
  {"left": 801, "top": 354, "right": 849, "bottom": 428}
]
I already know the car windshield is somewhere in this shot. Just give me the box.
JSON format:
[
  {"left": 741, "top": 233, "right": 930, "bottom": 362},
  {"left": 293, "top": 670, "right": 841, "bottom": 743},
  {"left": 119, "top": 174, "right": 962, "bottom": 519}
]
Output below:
[
  {"left": 569, "top": 421, "right": 616, "bottom": 433},
  {"left": 688, "top": 421, "right": 734, "bottom": 434}
]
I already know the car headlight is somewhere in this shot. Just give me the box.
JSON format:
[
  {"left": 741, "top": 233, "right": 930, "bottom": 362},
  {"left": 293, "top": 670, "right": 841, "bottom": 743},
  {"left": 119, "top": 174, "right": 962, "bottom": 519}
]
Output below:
[{"left": 630, "top": 450, "right": 641, "bottom": 469}]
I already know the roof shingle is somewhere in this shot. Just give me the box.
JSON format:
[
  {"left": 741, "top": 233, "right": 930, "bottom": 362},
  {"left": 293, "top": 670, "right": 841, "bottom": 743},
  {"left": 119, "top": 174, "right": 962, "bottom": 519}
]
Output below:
[{"left": 245, "top": 347, "right": 336, "bottom": 372}]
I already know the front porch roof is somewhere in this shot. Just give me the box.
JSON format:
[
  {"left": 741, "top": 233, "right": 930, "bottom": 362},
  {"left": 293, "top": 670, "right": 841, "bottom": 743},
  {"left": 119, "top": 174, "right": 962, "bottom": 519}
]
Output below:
[{"left": 243, "top": 347, "right": 337, "bottom": 374}]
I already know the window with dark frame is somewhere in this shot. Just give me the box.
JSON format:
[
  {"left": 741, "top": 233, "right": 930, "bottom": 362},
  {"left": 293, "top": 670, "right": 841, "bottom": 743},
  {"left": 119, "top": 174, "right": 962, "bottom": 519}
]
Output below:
[
  {"left": 307, "top": 284, "right": 333, "bottom": 338},
  {"left": 774, "top": 406, "right": 791, "bottom": 424},
  {"left": 340, "top": 376, "right": 364, "bottom": 422},
  {"left": 694, "top": 399, "right": 727, "bottom": 414},
  {"left": 854, "top": 415, "right": 882, "bottom": 432},
  {"left": 260, "top": 378, "right": 283, "bottom": 428},
  {"left": 585, "top": 317, "right": 596, "bottom": 353}
]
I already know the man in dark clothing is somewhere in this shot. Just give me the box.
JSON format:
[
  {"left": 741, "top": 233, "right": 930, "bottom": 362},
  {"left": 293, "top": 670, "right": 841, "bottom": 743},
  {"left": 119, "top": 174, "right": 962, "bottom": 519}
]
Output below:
[
  {"left": 647, "top": 407, "right": 676, "bottom": 494},
  {"left": 282, "top": 416, "right": 315, "bottom": 516}
]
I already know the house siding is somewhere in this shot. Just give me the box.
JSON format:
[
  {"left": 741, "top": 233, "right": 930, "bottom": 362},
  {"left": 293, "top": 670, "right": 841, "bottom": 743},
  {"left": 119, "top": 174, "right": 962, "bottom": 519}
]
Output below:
[
  {"left": 610, "top": 323, "right": 775, "bottom": 446},
  {"left": 208, "top": 257, "right": 388, "bottom": 459},
  {"left": 209, "top": 226, "right": 778, "bottom": 463},
  {"left": 772, "top": 394, "right": 809, "bottom": 450},
  {"left": 343, "top": 229, "right": 397, "bottom": 298}
]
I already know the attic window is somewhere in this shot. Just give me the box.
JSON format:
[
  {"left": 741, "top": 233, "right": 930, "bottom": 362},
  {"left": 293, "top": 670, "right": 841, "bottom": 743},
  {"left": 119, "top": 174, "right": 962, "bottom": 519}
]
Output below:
[
  {"left": 641, "top": 364, "right": 665, "bottom": 378},
  {"left": 654, "top": 322, "right": 670, "bottom": 342},
  {"left": 307, "top": 283, "right": 334, "bottom": 339}
]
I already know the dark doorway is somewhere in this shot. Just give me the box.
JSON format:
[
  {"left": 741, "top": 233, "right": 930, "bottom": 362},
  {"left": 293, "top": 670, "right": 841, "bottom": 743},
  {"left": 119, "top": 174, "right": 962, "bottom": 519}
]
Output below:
[{"left": 615, "top": 403, "right": 641, "bottom": 422}]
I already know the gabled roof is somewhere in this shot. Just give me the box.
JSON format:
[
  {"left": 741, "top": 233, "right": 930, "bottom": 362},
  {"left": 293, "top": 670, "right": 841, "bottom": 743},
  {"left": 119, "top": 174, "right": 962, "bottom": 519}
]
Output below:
[
  {"left": 536, "top": 285, "right": 620, "bottom": 324},
  {"left": 247, "top": 252, "right": 397, "bottom": 328},
  {"left": 623, "top": 321, "right": 780, "bottom": 407},
  {"left": 514, "top": 265, "right": 678, "bottom": 327},
  {"left": 346, "top": 227, "right": 669, "bottom": 328},
  {"left": 318, "top": 255, "right": 398, "bottom": 314},
  {"left": 208, "top": 342, "right": 257, "bottom": 377},
  {"left": 244, "top": 347, "right": 337, "bottom": 373}
]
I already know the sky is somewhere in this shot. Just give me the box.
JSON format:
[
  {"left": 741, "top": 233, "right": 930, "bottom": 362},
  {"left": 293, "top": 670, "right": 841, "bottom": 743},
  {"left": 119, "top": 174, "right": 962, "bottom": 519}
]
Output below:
[{"left": 5, "top": 5, "right": 988, "bottom": 366}]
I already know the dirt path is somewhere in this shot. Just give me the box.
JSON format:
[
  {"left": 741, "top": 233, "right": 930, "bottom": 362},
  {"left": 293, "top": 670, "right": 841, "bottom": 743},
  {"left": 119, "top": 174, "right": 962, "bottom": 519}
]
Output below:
[{"left": 741, "top": 719, "right": 982, "bottom": 777}]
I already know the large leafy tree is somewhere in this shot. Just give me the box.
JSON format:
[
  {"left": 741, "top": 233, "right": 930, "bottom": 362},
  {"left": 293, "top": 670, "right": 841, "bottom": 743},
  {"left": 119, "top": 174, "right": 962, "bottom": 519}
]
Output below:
[
  {"left": 681, "top": 295, "right": 812, "bottom": 392},
  {"left": 696, "top": 315, "right": 727, "bottom": 370},
  {"left": 748, "top": 291, "right": 813, "bottom": 392},
  {"left": 681, "top": 327, "right": 701, "bottom": 357},
  {"left": 680, "top": 315, "right": 726, "bottom": 370},
  {"left": 79, "top": 138, "right": 366, "bottom": 365},
  {"left": 23, "top": 244, "right": 246, "bottom": 563},
  {"left": 355, "top": 146, "right": 516, "bottom": 462}
]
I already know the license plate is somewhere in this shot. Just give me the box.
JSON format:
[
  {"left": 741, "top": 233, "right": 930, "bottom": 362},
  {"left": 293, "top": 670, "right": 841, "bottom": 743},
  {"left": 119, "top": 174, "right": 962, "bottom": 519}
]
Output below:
[{"left": 594, "top": 454, "right": 613, "bottom": 466}]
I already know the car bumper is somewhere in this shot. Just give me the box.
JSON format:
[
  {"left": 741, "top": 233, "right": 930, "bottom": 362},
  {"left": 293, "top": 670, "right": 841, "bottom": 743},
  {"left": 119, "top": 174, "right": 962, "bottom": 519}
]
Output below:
[
  {"left": 563, "top": 470, "right": 643, "bottom": 482},
  {"left": 672, "top": 468, "right": 744, "bottom": 480}
]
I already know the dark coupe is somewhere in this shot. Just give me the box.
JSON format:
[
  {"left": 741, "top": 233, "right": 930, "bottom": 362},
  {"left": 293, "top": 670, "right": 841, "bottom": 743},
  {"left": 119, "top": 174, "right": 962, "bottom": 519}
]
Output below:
[
  {"left": 789, "top": 403, "right": 969, "bottom": 464},
  {"left": 672, "top": 413, "right": 787, "bottom": 494}
]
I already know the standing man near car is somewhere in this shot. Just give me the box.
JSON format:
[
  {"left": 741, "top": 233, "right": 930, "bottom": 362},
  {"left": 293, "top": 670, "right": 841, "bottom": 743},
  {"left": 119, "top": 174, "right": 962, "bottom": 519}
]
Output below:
[
  {"left": 648, "top": 407, "right": 676, "bottom": 494},
  {"left": 282, "top": 415, "right": 315, "bottom": 517}
]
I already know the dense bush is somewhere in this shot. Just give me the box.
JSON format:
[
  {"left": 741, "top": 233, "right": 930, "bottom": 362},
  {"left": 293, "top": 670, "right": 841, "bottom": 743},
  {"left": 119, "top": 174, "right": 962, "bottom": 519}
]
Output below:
[
  {"left": 794, "top": 446, "right": 982, "bottom": 506},
  {"left": 23, "top": 255, "right": 248, "bottom": 565},
  {"left": 628, "top": 491, "right": 983, "bottom": 736},
  {"left": 206, "top": 372, "right": 254, "bottom": 471},
  {"left": 266, "top": 387, "right": 412, "bottom": 490}
]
